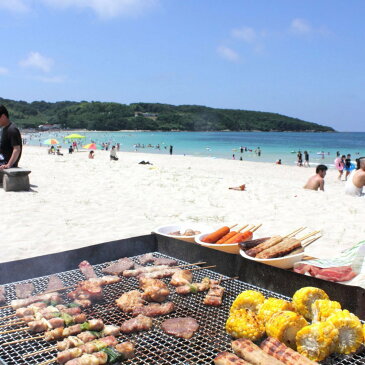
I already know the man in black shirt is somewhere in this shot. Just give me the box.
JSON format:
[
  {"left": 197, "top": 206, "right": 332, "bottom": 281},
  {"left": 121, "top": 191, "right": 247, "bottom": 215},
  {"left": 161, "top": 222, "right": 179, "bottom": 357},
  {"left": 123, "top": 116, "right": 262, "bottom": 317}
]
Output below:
[{"left": 0, "top": 105, "right": 22, "bottom": 169}]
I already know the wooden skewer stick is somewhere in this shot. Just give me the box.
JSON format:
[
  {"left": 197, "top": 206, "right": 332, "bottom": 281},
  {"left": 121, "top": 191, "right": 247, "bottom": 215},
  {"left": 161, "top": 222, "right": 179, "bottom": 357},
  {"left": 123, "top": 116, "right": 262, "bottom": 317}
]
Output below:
[
  {"left": 250, "top": 224, "right": 262, "bottom": 233},
  {"left": 0, "top": 313, "right": 17, "bottom": 322},
  {"left": 0, "top": 326, "right": 29, "bottom": 335},
  {"left": 298, "top": 230, "right": 321, "bottom": 241},
  {"left": 23, "top": 345, "right": 57, "bottom": 358},
  {"left": 0, "top": 305, "right": 12, "bottom": 310},
  {"left": 0, "top": 320, "right": 24, "bottom": 329},
  {"left": 285, "top": 227, "right": 305, "bottom": 238},
  {"left": 1, "top": 334, "right": 44, "bottom": 346},
  {"left": 175, "top": 261, "right": 206, "bottom": 268},
  {"left": 189, "top": 265, "right": 216, "bottom": 272},
  {"left": 229, "top": 224, "right": 238, "bottom": 229},
  {"left": 301, "top": 235, "right": 321, "bottom": 248}
]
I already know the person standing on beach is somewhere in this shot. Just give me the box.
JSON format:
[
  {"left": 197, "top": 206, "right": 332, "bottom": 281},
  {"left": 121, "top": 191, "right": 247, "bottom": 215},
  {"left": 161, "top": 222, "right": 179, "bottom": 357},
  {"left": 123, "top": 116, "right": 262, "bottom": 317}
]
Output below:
[
  {"left": 304, "top": 165, "right": 328, "bottom": 191},
  {"left": 344, "top": 154, "right": 352, "bottom": 180},
  {"left": 0, "top": 105, "right": 22, "bottom": 169},
  {"left": 334, "top": 155, "right": 345, "bottom": 180},
  {"left": 169, "top": 145, "right": 173, "bottom": 155},
  {"left": 297, "top": 151, "right": 303, "bottom": 166},
  {"left": 303, "top": 151, "right": 310, "bottom": 167}
]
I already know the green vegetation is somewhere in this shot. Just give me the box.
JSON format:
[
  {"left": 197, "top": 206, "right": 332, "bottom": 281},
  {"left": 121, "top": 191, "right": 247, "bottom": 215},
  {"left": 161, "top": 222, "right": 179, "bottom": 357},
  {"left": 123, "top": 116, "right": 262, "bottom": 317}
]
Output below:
[{"left": 0, "top": 97, "right": 335, "bottom": 132}]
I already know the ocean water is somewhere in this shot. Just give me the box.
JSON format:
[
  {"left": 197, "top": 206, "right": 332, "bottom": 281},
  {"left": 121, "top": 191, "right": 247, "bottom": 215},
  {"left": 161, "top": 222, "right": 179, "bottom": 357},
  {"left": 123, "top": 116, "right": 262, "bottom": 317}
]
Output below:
[{"left": 25, "top": 131, "right": 365, "bottom": 167}]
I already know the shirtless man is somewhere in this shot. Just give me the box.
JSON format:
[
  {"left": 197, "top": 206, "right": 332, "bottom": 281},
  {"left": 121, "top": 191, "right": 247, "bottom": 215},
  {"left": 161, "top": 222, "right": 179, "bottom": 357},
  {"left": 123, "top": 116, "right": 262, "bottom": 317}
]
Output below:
[
  {"left": 345, "top": 157, "right": 365, "bottom": 196},
  {"left": 304, "top": 165, "right": 327, "bottom": 191}
]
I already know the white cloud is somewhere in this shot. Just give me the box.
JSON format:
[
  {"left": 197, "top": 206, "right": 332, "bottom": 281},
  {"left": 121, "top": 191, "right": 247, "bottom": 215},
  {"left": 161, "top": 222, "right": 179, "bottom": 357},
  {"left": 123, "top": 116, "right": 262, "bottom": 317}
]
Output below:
[
  {"left": 41, "top": 0, "right": 158, "bottom": 18},
  {"left": 0, "top": 67, "right": 9, "bottom": 75},
  {"left": 290, "top": 18, "right": 312, "bottom": 35},
  {"left": 0, "top": 0, "right": 28, "bottom": 13},
  {"left": 231, "top": 27, "right": 257, "bottom": 43},
  {"left": 19, "top": 52, "right": 54, "bottom": 73},
  {"left": 217, "top": 46, "right": 240, "bottom": 62}
]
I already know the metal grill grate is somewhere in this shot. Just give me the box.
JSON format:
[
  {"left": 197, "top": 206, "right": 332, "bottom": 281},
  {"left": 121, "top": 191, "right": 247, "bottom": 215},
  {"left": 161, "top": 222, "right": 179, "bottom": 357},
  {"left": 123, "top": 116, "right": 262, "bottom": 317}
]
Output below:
[{"left": 0, "top": 252, "right": 364, "bottom": 364}]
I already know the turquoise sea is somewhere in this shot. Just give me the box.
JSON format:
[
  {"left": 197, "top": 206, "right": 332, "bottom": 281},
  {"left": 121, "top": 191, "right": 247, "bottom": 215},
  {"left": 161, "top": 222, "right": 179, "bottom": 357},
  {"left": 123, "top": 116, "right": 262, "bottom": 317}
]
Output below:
[{"left": 26, "top": 131, "right": 365, "bottom": 167}]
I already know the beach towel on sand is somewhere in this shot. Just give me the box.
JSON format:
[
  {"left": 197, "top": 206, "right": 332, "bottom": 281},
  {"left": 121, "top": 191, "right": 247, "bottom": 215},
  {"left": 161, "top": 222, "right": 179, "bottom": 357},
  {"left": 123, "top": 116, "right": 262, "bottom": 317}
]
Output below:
[{"left": 293, "top": 241, "right": 365, "bottom": 288}]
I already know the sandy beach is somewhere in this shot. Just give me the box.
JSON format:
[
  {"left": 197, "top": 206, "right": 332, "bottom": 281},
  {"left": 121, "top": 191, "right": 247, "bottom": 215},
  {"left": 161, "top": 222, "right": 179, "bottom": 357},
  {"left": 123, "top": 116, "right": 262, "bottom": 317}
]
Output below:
[{"left": 0, "top": 145, "right": 364, "bottom": 265}]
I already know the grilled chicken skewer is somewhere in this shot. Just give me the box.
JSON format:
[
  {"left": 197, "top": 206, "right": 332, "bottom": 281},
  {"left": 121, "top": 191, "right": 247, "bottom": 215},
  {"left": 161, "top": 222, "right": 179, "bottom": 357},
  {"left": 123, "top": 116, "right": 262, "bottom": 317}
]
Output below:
[{"left": 23, "top": 327, "right": 121, "bottom": 359}]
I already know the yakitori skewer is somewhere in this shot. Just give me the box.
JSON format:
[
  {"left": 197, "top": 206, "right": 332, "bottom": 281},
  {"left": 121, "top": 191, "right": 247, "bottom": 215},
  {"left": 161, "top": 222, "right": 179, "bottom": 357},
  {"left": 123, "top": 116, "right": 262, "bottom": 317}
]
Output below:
[
  {"left": 286, "top": 235, "right": 322, "bottom": 256},
  {"left": 2, "top": 334, "right": 44, "bottom": 346},
  {"left": 255, "top": 231, "right": 321, "bottom": 259},
  {"left": 245, "top": 227, "right": 306, "bottom": 256},
  {"left": 23, "top": 326, "right": 122, "bottom": 359}
]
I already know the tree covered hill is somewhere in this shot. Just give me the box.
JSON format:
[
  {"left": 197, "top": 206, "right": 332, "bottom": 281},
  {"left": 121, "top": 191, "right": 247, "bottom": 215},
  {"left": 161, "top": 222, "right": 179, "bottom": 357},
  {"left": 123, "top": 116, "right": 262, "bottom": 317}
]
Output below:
[{"left": 0, "top": 97, "right": 335, "bottom": 132}]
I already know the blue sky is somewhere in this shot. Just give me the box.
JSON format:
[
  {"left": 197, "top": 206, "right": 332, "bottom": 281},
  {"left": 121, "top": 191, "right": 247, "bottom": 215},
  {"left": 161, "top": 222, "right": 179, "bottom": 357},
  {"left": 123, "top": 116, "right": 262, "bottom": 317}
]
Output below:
[{"left": 0, "top": 0, "right": 364, "bottom": 131}]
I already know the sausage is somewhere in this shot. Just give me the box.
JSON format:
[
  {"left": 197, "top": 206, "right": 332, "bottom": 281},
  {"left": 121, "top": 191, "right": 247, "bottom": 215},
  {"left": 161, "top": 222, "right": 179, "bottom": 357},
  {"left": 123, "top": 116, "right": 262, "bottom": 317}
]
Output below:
[
  {"left": 216, "top": 231, "right": 238, "bottom": 244},
  {"left": 225, "top": 231, "right": 252, "bottom": 244},
  {"left": 202, "top": 226, "right": 230, "bottom": 243},
  {"left": 239, "top": 237, "right": 271, "bottom": 251}
]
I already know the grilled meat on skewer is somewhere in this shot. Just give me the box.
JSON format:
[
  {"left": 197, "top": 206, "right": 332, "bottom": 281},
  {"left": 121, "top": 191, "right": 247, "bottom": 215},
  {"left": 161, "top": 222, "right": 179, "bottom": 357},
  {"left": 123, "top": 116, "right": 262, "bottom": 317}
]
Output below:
[
  {"left": 101, "top": 325, "right": 120, "bottom": 337},
  {"left": 214, "top": 352, "right": 252, "bottom": 365},
  {"left": 238, "top": 237, "right": 271, "bottom": 252},
  {"left": 139, "top": 277, "right": 170, "bottom": 302},
  {"left": 65, "top": 351, "right": 108, "bottom": 365},
  {"left": 101, "top": 258, "right": 134, "bottom": 275},
  {"left": 132, "top": 302, "right": 175, "bottom": 317},
  {"left": 78, "top": 261, "right": 97, "bottom": 279},
  {"left": 170, "top": 270, "right": 193, "bottom": 286},
  {"left": 57, "top": 336, "right": 118, "bottom": 363},
  {"left": 138, "top": 253, "right": 155, "bottom": 265},
  {"left": 176, "top": 277, "right": 214, "bottom": 295},
  {"left": 17, "top": 305, "right": 82, "bottom": 323},
  {"left": 115, "top": 290, "right": 144, "bottom": 313},
  {"left": 232, "top": 338, "right": 285, "bottom": 365},
  {"left": 10, "top": 292, "right": 62, "bottom": 310},
  {"left": 14, "top": 302, "right": 48, "bottom": 317},
  {"left": 27, "top": 314, "right": 87, "bottom": 332},
  {"left": 15, "top": 283, "right": 34, "bottom": 299},
  {"left": 203, "top": 284, "right": 225, "bottom": 306},
  {"left": 123, "top": 265, "right": 170, "bottom": 277},
  {"left": 138, "top": 268, "right": 179, "bottom": 279},
  {"left": 260, "top": 337, "right": 318, "bottom": 365},
  {"left": 246, "top": 236, "right": 283, "bottom": 257},
  {"left": 161, "top": 317, "right": 199, "bottom": 339},
  {"left": 120, "top": 314, "right": 153, "bottom": 334},
  {"left": 44, "top": 320, "right": 104, "bottom": 341},
  {"left": 256, "top": 237, "right": 302, "bottom": 259}
]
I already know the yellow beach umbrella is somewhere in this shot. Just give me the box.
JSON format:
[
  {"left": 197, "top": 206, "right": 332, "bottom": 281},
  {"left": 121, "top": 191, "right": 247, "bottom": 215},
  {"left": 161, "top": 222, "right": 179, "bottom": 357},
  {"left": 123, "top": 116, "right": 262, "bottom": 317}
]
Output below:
[{"left": 64, "top": 133, "right": 86, "bottom": 139}]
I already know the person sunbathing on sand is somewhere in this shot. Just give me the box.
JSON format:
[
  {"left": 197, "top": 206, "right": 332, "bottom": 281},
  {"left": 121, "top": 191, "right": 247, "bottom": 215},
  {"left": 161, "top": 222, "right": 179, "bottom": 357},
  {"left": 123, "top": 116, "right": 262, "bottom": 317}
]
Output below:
[
  {"left": 229, "top": 184, "right": 246, "bottom": 191},
  {"left": 304, "top": 165, "right": 327, "bottom": 191},
  {"left": 345, "top": 157, "right": 365, "bottom": 196}
]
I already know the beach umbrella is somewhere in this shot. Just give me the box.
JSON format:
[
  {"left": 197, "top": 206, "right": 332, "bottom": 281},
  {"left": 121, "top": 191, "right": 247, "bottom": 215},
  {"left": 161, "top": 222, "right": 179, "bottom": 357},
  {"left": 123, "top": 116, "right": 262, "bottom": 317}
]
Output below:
[
  {"left": 44, "top": 138, "right": 59, "bottom": 145},
  {"left": 82, "top": 143, "right": 100, "bottom": 150},
  {"left": 64, "top": 133, "right": 86, "bottom": 139}
]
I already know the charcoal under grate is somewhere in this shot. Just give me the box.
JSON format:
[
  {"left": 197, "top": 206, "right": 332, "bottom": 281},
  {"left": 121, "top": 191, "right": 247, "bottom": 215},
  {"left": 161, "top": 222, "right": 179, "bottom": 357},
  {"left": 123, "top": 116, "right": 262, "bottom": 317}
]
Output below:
[{"left": 0, "top": 252, "right": 364, "bottom": 365}]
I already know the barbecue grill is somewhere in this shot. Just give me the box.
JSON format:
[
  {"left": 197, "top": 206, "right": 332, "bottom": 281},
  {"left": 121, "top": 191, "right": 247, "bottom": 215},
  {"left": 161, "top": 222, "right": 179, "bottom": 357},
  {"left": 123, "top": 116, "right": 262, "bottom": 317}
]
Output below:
[{"left": 0, "top": 234, "right": 364, "bottom": 364}]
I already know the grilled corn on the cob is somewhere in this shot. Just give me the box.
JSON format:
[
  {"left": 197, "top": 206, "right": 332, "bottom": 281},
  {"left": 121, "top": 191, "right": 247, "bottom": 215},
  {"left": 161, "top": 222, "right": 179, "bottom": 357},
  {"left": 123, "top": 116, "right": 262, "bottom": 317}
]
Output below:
[
  {"left": 292, "top": 287, "right": 329, "bottom": 320},
  {"left": 230, "top": 290, "right": 265, "bottom": 314},
  {"left": 226, "top": 308, "right": 265, "bottom": 341},
  {"left": 311, "top": 299, "right": 341, "bottom": 323},
  {"left": 296, "top": 321, "right": 339, "bottom": 362},
  {"left": 257, "top": 297, "right": 295, "bottom": 323},
  {"left": 327, "top": 310, "right": 363, "bottom": 354},
  {"left": 265, "top": 310, "right": 308, "bottom": 349}
]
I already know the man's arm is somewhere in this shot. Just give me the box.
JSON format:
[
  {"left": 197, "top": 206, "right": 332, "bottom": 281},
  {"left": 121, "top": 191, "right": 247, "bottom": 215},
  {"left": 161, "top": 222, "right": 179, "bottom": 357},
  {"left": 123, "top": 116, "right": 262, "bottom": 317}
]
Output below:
[
  {"left": 319, "top": 178, "right": 325, "bottom": 191},
  {"left": 0, "top": 145, "right": 21, "bottom": 169}
]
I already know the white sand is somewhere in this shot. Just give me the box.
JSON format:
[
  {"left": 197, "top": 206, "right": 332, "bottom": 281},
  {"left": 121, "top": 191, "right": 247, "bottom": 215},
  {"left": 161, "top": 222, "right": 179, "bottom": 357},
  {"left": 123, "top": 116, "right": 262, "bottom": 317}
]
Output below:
[{"left": 1, "top": 146, "right": 364, "bottom": 265}]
